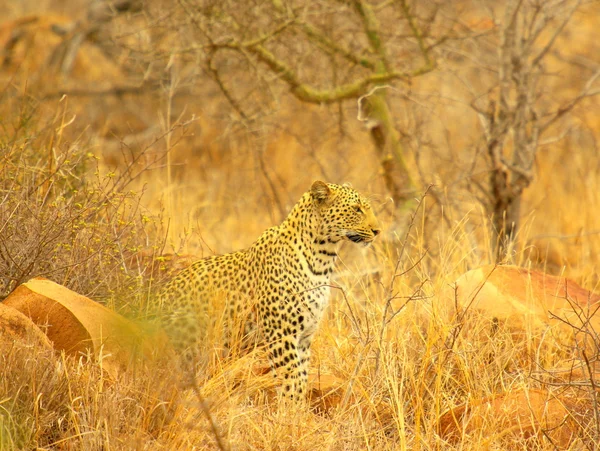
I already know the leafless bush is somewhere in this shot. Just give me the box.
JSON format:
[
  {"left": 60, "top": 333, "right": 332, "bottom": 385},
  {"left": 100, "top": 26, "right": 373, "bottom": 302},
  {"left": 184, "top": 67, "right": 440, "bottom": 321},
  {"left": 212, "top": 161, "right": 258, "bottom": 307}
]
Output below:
[
  {"left": 542, "top": 294, "right": 600, "bottom": 448},
  {"left": 0, "top": 94, "right": 161, "bottom": 308},
  {"left": 439, "top": 0, "right": 600, "bottom": 260}
]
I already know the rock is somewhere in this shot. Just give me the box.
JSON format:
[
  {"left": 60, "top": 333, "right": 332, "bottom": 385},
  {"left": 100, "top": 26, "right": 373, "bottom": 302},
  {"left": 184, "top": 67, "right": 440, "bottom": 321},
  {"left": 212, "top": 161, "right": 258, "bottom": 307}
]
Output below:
[
  {"left": 308, "top": 372, "right": 346, "bottom": 413},
  {"left": 3, "top": 277, "right": 168, "bottom": 374},
  {"left": 0, "top": 302, "right": 53, "bottom": 350},
  {"left": 437, "top": 388, "right": 582, "bottom": 448},
  {"left": 450, "top": 265, "right": 600, "bottom": 334}
]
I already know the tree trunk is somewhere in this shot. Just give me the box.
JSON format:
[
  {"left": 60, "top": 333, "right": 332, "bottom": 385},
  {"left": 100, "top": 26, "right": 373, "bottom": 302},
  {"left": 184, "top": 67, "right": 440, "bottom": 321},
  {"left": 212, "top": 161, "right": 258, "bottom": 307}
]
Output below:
[
  {"left": 365, "top": 92, "right": 416, "bottom": 207},
  {"left": 490, "top": 164, "right": 522, "bottom": 262}
]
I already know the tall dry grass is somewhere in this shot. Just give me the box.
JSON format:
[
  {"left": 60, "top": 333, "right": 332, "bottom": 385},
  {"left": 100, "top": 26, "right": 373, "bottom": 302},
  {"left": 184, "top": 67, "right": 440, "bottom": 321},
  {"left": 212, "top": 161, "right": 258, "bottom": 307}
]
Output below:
[{"left": 3, "top": 136, "right": 599, "bottom": 449}]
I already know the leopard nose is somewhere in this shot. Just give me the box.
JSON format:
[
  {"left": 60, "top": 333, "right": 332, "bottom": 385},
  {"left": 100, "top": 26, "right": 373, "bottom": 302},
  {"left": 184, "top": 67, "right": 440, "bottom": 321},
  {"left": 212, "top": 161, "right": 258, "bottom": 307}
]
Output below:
[{"left": 372, "top": 228, "right": 380, "bottom": 237}]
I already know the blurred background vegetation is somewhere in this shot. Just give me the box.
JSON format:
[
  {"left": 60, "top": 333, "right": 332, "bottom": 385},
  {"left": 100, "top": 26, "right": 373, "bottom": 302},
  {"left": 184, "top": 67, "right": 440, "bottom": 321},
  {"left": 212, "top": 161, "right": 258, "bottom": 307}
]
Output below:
[
  {"left": 3, "top": 0, "right": 599, "bottom": 287},
  {"left": 2, "top": 0, "right": 599, "bottom": 276}
]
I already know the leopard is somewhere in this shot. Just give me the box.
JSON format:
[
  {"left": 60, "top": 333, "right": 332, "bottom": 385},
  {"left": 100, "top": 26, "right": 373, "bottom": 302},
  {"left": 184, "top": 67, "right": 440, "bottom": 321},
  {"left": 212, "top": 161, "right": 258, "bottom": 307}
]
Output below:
[{"left": 159, "top": 180, "right": 380, "bottom": 399}]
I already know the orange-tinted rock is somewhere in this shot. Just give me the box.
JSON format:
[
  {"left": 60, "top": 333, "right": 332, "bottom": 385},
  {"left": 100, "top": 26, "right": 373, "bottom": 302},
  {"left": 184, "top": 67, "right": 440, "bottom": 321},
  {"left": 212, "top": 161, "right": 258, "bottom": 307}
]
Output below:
[
  {"left": 0, "top": 302, "right": 53, "bottom": 350},
  {"left": 438, "top": 389, "right": 580, "bottom": 448},
  {"left": 4, "top": 277, "right": 168, "bottom": 373},
  {"left": 308, "top": 373, "right": 346, "bottom": 413},
  {"left": 240, "top": 363, "right": 349, "bottom": 412},
  {"left": 451, "top": 265, "right": 600, "bottom": 333}
]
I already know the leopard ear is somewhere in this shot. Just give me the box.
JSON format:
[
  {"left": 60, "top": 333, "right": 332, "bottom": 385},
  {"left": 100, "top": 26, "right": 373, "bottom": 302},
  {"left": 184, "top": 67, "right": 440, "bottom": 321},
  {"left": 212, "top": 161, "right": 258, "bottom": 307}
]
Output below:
[{"left": 310, "top": 180, "right": 332, "bottom": 204}]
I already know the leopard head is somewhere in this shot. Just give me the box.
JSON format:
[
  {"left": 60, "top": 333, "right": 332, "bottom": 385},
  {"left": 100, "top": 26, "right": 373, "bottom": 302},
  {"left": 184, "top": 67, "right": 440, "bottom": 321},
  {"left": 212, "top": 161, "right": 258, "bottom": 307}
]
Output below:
[{"left": 311, "top": 180, "right": 380, "bottom": 246}]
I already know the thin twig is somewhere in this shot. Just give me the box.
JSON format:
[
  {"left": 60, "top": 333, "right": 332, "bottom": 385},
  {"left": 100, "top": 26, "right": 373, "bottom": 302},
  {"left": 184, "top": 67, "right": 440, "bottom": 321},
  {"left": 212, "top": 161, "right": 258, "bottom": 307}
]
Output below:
[
  {"left": 373, "top": 185, "right": 432, "bottom": 375},
  {"left": 191, "top": 380, "right": 231, "bottom": 451}
]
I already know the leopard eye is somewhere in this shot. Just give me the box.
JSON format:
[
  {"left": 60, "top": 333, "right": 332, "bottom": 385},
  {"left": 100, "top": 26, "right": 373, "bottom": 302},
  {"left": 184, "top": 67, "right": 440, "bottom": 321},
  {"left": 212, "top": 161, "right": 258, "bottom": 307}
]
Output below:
[{"left": 354, "top": 205, "right": 363, "bottom": 214}]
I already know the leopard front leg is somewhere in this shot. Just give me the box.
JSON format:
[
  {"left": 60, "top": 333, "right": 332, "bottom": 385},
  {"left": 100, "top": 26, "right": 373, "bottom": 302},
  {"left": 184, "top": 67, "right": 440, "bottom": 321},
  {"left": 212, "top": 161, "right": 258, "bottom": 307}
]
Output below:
[
  {"left": 266, "top": 336, "right": 308, "bottom": 401},
  {"left": 262, "top": 316, "right": 312, "bottom": 401}
]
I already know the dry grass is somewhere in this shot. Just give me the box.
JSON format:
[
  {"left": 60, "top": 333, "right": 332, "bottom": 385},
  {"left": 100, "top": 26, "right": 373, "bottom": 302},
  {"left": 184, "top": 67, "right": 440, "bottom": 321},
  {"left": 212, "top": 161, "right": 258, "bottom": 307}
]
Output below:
[
  {"left": 1, "top": 1, "right": 600, "bottom": 449},
  {"left": 3, "top": 163, "right": 599, "bottom": 449}
]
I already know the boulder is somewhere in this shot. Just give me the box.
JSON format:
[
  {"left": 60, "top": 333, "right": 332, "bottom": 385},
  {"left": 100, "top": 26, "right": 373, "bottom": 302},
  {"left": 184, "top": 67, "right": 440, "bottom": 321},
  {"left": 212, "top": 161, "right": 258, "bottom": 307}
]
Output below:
[
  {"left": 0, "top": 302, "right": 53, "bottom": 350},
  {"left": 438, "top": 388, "right": 582, "bottom": 448},
  {"left": 451, "top": 265, "right": 600, "bottom": 334},
  {"left": 3, "top": 277, "right": 167, "bottom": 373}
]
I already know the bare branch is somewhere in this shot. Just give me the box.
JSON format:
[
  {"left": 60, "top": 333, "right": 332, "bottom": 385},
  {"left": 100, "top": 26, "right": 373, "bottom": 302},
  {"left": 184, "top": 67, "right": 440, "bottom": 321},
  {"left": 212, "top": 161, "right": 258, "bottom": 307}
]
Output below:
[
  {"left": 541, "top": 66, "right": 600, "bottom": 133},
  {"left": 246, "top": 44, "right": 404, "bottom": 103},
  {"left": 352, "top": 0, "right": 391, "bottom": 71},
  {"left": 397, "top": 0, "right": 435, "bottom": 68},
  {"left": 299, "top": 22, "right": 376, "bottom": 70},
  {"left": 206, "top": 49, "right": 250, "bottom": 121},
  {"left": 531, "top": 0, "right": 582, "bottom": 66}
]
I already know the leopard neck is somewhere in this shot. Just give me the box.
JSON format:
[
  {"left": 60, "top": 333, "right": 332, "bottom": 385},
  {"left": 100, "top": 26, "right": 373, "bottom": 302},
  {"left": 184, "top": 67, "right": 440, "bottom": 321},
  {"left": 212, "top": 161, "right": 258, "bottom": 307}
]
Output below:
[{"left": 279, "top": 192, "right": 338, "bottom": 279}]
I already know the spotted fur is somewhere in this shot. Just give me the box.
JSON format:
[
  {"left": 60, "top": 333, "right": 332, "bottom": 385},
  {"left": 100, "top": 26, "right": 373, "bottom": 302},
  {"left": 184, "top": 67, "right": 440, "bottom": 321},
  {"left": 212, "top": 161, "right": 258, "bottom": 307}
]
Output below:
[{"left": 159, "top": 181, "right": 380, "bottom": 399}]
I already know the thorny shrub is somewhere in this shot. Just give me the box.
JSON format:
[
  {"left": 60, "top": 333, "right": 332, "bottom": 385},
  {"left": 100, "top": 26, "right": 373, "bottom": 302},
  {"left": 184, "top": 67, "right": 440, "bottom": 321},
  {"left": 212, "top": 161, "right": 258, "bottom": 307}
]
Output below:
[
  {"left": 0, "top": 93, "right": 188, "bottom": 450},
  {"left": 0, "top": 94, "right": 165, "bottom": 313}
]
